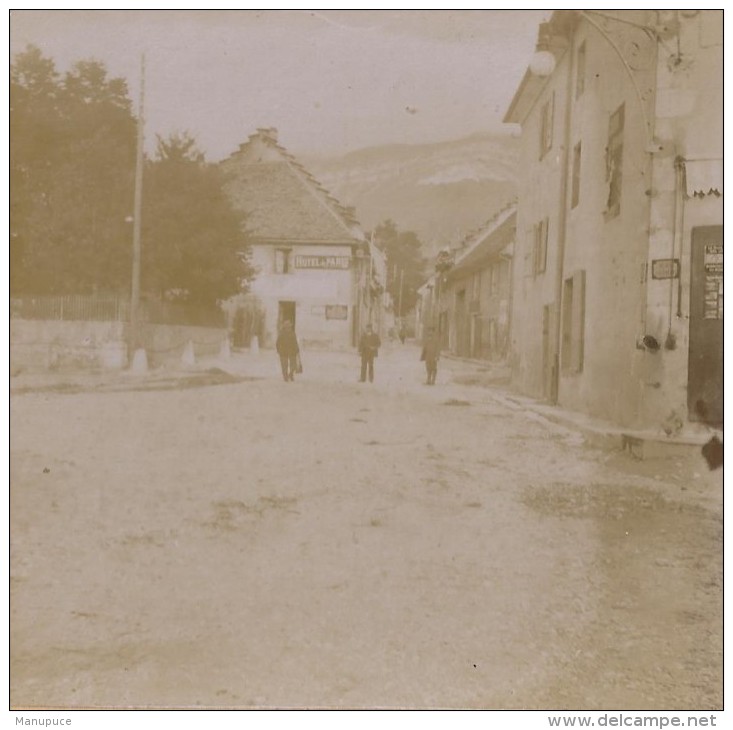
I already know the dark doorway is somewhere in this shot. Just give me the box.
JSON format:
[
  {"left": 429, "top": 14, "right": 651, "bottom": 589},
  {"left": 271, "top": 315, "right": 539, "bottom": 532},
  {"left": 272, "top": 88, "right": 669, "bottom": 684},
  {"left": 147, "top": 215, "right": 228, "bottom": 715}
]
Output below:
[
  {"left": 278, "top": 300, "right": 296, "bottom": 331},
  {"left": 455, "top": 289, "right": 467, "bottom": 357},
  {"left": 542, "top": 304, "right": 553, "bottom": 400},
  {"left": 688, "top": 226, "right": 723, "bottom": 425},
  {"left": 439, "top": 311, "right": 449, "bottom": 350}
]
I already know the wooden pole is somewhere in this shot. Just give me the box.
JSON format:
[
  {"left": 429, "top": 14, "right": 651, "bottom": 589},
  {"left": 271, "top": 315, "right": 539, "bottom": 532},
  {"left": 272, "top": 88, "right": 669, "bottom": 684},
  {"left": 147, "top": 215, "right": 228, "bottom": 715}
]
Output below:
[
  {"left": 398, "top": 268, "right": 404, "bottom": 320},
  {"left": 129, "top": 53, "right": 145, "bottom": 355}
]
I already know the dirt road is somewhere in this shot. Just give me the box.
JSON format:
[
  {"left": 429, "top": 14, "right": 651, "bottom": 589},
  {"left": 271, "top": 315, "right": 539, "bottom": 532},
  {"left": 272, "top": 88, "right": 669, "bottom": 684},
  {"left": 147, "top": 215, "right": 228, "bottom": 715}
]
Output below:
[{"left": 10, "top": 346, "right": 722, "bottom": 709}]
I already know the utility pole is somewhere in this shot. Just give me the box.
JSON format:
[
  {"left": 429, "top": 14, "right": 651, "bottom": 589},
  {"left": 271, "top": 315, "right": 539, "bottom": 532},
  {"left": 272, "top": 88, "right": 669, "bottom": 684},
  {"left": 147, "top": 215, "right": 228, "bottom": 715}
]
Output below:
[
  {"left": 129, "top": 53, "right": 145, "bottom": 360},
  {"left": 398, "top": 268, "right": 405, "bottom": 321}
]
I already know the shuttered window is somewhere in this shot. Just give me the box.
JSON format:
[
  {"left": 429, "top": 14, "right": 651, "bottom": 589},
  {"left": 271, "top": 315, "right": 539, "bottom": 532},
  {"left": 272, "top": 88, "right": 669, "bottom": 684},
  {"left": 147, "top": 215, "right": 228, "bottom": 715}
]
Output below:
[
  {"left": 571, "top": 142, "right": 582, "bottom": 209},
  {"left": 534, "top": 218, "right": 549, "bottom": 275},
  {"left": 539, "top": 92, "right": 555, "bottom": 159},
  {"left": 605, "top": 104, "right": 624, "bottom": 219}
]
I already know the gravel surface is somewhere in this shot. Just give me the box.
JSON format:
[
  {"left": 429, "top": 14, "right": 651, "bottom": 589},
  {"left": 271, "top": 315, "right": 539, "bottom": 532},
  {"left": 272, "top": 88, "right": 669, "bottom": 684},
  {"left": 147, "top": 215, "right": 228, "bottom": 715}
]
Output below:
[{"left": 10, "top": 345, "right": 722, "bottom": 709}]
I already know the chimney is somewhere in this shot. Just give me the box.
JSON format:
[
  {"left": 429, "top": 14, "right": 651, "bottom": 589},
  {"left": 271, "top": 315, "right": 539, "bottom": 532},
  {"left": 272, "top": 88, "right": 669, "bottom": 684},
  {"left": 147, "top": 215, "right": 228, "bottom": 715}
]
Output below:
[{"left": 256, "top": 127, "right": 278, "bottom": 144}]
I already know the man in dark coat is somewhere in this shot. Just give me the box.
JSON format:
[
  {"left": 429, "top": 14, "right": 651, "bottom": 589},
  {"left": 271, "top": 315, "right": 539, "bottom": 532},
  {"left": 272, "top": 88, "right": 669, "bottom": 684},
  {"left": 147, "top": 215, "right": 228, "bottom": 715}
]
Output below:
[
  {"left": 276, "top": 320, "right": 299, "bottom": 382},
  {"left": 359, "top": 324, "right": 381, "bottom": 383},
  {"left": 420, "top": 327, "right": 440, "bottom": 385}
]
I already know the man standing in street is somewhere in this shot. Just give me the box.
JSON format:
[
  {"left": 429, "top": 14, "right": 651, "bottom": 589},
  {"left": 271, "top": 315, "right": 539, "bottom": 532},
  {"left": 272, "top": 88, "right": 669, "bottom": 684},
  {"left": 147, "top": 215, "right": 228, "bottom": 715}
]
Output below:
[
  {"left": 359, "top": 324, "right": 381, "bottom": 383},
  {"left": 420, "top": 327, "right": 440, "bottom": 385},
  {"left": 276, "top": 320, "right": 300, "bottom": 382}
]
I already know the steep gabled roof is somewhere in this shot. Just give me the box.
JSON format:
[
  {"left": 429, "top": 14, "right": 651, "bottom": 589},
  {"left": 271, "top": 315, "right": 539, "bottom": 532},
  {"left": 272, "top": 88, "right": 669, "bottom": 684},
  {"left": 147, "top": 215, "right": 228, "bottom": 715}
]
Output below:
[
  {"left": 446, "top": 204, "right": 516, "bottom": 280},
  {"left": 221, "top": 128, "right": 365, "bottom": 245}
]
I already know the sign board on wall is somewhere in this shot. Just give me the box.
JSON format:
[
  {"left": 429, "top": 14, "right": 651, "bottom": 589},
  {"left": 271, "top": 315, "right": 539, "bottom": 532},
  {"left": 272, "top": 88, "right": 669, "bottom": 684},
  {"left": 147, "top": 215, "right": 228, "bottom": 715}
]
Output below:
[
  {"left": 651, "top": 258, "right": 680, "bottom": 280},
  {"left": 325, "top": 305, "right": 348, "bottom": 320},
  {"left": 703, "top": 244, "right": 723, "bottom": 320},
  {"left": 294, "top": 255, "right": 351, "bottom": 270}
]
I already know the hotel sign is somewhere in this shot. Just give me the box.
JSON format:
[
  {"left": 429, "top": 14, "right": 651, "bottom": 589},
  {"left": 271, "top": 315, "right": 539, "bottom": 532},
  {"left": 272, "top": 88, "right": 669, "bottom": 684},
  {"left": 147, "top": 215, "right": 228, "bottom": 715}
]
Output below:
[{"left": 294, "top": 255, "right": 351, "bottom": 270}]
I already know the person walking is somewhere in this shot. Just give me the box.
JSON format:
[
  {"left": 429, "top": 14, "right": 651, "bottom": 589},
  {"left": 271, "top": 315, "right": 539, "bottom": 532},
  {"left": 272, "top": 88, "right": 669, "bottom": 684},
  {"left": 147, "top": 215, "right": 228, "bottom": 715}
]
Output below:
[
  {"left": 359, "top": 324, "right": 381, "bottom": 383},
  {"left": 276, "top": 320, "right": 300, "bottom": 382},
  {"left": 420, "top": 327, "right": 441, "bottom": 385}
]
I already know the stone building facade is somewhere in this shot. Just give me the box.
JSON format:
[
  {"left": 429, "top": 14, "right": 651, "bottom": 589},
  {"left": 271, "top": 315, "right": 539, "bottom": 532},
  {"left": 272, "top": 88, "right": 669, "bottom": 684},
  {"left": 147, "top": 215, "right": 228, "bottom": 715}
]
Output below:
[{"left": 504, "top": 10, "right": 722, "bottom": 430}]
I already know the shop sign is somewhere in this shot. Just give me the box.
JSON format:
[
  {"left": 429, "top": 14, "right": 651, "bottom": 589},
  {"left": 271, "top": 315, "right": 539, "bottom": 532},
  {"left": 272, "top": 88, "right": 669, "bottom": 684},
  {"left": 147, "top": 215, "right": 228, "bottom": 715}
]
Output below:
[
  {"left": 703, "top": 244, "right": 723, "bottom": 320},
  {"left": 294, "top": 255, "right": 351, "bottom": 270},
  {"left": 325, "top": 305, "right": 348, "bottom": 320},
  {"left": 651, "top": 258, "right": 680, "bottom": 280}
]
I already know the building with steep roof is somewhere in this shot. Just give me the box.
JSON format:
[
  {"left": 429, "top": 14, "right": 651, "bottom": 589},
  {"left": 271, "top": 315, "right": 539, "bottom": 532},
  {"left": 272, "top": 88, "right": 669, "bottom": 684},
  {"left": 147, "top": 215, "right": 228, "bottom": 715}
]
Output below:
[{"left": 221, "top": 128, "right": 385, "bottom": 350}]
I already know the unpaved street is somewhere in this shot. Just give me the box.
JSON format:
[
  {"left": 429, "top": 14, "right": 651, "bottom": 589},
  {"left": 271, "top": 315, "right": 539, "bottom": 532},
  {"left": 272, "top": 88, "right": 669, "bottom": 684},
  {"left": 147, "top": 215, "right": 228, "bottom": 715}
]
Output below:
[{"left": 10, "top": 346, "right": 722, "bottom": 709}]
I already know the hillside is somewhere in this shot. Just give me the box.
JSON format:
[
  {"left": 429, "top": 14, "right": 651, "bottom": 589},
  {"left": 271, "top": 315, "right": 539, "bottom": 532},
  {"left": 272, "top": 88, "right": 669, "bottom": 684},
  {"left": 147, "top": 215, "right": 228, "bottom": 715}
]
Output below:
[{"left": 304, "top": 132, "right": 520, "bottom": 255}]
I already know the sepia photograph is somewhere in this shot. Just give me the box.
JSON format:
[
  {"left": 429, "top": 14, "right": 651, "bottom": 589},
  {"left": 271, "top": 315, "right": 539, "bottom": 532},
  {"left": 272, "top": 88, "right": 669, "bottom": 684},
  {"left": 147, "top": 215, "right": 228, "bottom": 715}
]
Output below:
[{"left": 9, "top": 9, "right": 723, "bottom": 717}]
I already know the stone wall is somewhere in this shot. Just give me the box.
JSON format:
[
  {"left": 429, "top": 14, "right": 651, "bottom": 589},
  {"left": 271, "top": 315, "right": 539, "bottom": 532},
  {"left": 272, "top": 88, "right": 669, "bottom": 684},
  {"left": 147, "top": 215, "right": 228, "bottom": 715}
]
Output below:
[{"left": 10, "top": 319, "right": 228, "bottom": 372}]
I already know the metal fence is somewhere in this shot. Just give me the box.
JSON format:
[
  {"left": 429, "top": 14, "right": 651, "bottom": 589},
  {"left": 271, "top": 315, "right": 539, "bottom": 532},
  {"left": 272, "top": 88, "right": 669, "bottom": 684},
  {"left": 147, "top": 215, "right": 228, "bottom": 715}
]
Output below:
[{"left": 10, "top": 295, "right": 224, "bottom": 328}]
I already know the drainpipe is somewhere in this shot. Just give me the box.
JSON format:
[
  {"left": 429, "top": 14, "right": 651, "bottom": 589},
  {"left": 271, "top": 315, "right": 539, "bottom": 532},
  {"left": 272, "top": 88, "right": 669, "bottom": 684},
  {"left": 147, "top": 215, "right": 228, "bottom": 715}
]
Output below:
[
  {"left": 551, "top": 31, "right": 576, "bottom": 404},
  {"left": 674, "top": 156, "right": 685, "bottom": 321}
]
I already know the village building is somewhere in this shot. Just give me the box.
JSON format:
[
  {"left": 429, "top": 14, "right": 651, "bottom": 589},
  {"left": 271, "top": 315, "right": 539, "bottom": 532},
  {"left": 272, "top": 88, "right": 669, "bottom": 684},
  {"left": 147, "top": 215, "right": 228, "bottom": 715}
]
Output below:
[
  {"left": 417, "top": 206, "right": 515, "bottom": 360},
  {"left": 220, "top": 128, "right": 386, "bottom": 350},
  {"left": 504, "top": 10, "right": 722, "bottom": 431}
]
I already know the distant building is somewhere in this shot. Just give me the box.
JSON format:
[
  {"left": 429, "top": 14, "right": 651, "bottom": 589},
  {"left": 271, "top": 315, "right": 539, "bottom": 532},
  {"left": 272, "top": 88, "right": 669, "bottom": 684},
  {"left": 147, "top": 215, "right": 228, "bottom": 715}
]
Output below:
[
  {"left": 416, "top": 205, "right": 515, "bottom": 361},
  {"left": 221, "top": 128, "right": 386, "bottom": 349},
  {"left": 504, "top": 10, "right": 722, "bottom": 429}
]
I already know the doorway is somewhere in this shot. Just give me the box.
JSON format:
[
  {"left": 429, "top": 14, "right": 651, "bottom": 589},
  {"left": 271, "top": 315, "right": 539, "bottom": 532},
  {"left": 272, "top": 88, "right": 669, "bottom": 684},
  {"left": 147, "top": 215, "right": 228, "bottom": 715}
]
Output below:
[
  {"left": 688, "top": 226, "right": 723, "bottom": 424},
  {"left": 455, "top": 289, "right": 467, "bottom": 356},
  {"left": 542, "top": 304, "right": 553, "bottom": 400},
  {"left": 278, "top": 300, "right": 296, "bottom": 331}
]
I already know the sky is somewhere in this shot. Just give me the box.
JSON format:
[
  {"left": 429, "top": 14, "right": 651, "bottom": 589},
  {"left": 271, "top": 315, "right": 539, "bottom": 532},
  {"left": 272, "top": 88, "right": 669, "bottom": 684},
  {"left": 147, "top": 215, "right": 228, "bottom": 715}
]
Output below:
[{"left": 10, "top": 10, "right": 550, "bottom": 161}]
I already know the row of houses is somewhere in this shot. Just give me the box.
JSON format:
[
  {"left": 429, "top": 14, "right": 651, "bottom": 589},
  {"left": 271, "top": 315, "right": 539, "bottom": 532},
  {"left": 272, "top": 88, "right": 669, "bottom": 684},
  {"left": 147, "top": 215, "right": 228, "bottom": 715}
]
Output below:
[
  {"left": 221, "top": 127, "right": 389, "bottom": 351},
  {"left": 416, "top": 204, "right": 515, "bottom": 362},
  {"left": 417, "top": 9, "right": 722, "bottom": 432}
]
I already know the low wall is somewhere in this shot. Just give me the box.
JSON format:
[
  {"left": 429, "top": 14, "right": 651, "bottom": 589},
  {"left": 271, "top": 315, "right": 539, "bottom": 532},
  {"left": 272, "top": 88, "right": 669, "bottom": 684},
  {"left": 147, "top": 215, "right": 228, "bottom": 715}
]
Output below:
[
  {"left": 10, "top": 319, "right": 128, "bottom": 373},
  {"left": 11, "top": 319, "right": 227, "bottom": 372},
  {"left": 141, "top": 322, "right": 227, "bottom": 367}
]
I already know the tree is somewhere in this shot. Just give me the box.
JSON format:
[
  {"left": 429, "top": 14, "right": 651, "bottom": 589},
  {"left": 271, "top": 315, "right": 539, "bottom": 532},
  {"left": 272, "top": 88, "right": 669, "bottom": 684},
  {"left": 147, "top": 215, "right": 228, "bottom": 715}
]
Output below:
[
  {"left": 10, "top": 46, "right": 254, "bottom": 305},
  {"left": 10, "top": 46, "right": 136, "bottom": 295},
  {"left": 10, "top": 45, "right": 63, "bottom": 293},
  {"left": 373, "top": 219, "right": 428, "bottom": 318},
  {"left": 142, "top": 133, "right": 254, "bottom": 305}
]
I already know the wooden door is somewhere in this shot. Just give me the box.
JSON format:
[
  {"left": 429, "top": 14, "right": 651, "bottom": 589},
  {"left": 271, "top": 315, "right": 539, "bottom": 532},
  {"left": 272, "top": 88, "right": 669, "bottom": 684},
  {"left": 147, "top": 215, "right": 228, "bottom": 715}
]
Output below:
[{"left": 688, "top": 226, "right": 723, "bottom": 424}]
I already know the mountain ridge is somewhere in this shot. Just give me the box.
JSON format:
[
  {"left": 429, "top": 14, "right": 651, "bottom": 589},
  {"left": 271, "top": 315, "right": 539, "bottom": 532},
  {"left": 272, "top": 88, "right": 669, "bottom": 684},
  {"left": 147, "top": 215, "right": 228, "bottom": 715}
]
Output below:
[{"left": 303, "top": 131, "right": 520, "bottom": 255}]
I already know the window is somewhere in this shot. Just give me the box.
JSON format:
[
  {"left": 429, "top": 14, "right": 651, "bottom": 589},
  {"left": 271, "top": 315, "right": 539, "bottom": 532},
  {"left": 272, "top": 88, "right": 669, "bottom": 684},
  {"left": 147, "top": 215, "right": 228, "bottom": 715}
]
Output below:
[
  {"left": 274, "top": 248, "right": 291, "bottom": 274},
  {"left": 571, "top": 141, "right": 582, "bottom": 209},
  {"left": 561, "top": 270, "right": 585, "bottom": 374},
  {"left": 471, "top": 271, "right": 481, "bottom": 302},
  {"left": 575, "top": 42, "right": 586, "bottom": 98},
  {"left": 539, "top": 92, "right": 555, "bottom": 159},
  {"left": 605, "top": 104, "right": 624, "bottom": 219},
  {"left": 534, "top": 218, "right": 549, "bottom": 275}
]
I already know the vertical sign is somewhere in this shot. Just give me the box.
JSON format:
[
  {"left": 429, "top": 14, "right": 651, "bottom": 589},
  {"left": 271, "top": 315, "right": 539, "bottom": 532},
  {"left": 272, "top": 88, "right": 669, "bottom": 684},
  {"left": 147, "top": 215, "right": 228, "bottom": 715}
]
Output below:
[{"left": 703, "top": 244, "right": 723, "bottom": 319}]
